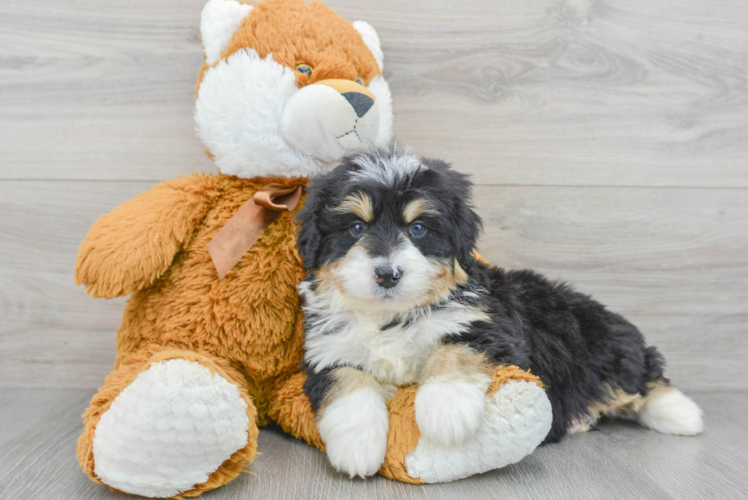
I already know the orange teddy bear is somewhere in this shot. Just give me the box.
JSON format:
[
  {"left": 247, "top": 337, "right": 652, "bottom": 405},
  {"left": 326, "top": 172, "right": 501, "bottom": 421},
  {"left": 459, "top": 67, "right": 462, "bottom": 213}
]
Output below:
[{"left": 74, "top": 0, "right": 552, "bottom": 497}]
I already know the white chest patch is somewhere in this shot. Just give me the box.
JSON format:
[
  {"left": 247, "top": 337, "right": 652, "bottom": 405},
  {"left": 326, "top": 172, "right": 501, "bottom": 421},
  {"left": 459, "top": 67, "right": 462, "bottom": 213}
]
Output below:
[{"left": 301, "top": 282, "right": 490, "bottom": 386}]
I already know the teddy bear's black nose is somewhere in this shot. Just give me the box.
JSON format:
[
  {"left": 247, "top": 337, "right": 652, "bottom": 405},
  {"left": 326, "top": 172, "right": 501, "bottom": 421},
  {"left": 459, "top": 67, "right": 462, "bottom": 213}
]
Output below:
[{"left": 342, "top": 92, "right": 374, "bottom": 117}]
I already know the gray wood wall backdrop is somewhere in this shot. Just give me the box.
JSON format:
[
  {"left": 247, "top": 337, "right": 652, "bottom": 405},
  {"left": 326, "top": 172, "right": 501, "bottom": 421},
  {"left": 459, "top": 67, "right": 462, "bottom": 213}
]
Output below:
[{"left": 1, "top": 0, "right": 746, "bottom": 391}]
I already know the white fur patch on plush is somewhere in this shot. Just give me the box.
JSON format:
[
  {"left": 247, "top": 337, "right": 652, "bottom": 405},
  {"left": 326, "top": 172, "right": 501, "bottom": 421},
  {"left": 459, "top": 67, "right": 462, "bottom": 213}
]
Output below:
[
  {"left": 196, "top": 48, "right": 395, "bottom": 179},
  {"left": 353, "top": 21, "right": 383, "bottom": 71},
  {"left": 405, "top": 380, "right": 553, "bottom": 483},
  {"left": 200, "top": 0, "right": 253, "bottom": 65},
  {"left": 92, "top": 359, "right": 250, "bottom": 498},
  {"left": 638, "top": 388, "right": 704, "bottom": 436},
  {"left": 195, "top": 49, "right": 327, "bottom": 179},
  {"left": 415, "top": 376, "right": 492, "bottom": 446},
  {"left": 318, "top": 388, "right": 389, "bottom": 478},
  {"left": 280, "top": 83, "right": 380, "bottom": 162}
]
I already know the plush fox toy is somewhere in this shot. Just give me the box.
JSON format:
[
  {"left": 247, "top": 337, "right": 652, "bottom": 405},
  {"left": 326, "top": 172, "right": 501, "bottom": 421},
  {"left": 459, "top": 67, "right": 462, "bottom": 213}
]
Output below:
[{"left": 74, "top": 0, "right": 553, "bottom": 497}]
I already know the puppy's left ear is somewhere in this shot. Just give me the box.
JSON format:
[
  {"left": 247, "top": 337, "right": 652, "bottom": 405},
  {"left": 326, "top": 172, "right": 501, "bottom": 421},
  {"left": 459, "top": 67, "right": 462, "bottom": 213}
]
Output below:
[
  {"left": 454, "top": 197, "right": 482, "bottom": 272},
  {"left": 443, "top": 167, "right": 482, "bottom": 271}
]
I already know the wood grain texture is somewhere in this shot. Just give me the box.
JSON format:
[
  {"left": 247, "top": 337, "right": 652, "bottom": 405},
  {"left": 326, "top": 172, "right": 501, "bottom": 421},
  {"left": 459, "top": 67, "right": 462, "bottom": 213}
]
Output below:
[
  {"left": 0, "top": 0, "right": 214, "bottom": 181},
  {"left": 1, "top": 0, "right": 745, "bottom": 495},
  {"left": 1, "top": 0, "right": 747, "bottom": 186},
  {"left": 0, "top": 182, "right": 144, "bottom": 389},
  {"left": 473, "top": 185, "right": 748, "bottom": 391},
  {"left": 0, "top": 181, "right": 745, "bottom": 391},
  {"left": 1, "top": 389, "right": 746, "bottom": 500}
]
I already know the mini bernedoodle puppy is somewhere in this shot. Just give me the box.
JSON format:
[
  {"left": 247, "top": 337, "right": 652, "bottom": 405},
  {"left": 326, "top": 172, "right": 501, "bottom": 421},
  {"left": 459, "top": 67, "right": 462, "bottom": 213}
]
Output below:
[{"left": 296, "top": 144, "right": 703, "bottom": 478}]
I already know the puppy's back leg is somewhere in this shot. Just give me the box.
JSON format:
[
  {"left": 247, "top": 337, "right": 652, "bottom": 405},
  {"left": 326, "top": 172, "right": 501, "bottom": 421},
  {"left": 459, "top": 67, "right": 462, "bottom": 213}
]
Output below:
[{"left": 637, "top": 380, "right": 704, "bottom": 436}]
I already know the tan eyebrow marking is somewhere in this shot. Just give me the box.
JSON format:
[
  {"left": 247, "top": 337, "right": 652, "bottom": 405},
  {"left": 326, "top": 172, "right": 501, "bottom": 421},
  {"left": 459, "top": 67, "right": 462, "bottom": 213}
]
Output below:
[
  {"left": 334, "top": 192, "right": 374, "bottom": 222},
  {"left": 403, "top": 198, "right": 438, "bottom": 224}
]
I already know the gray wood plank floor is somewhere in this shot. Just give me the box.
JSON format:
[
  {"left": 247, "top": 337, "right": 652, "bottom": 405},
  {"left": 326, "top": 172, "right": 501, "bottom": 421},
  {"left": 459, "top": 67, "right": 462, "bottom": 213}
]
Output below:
[
  {"left": 0, "top": 389, "right": 746, "bottom": 500},
  {"left": 1, "top": 0, "right": 746, "bottom": 496}
]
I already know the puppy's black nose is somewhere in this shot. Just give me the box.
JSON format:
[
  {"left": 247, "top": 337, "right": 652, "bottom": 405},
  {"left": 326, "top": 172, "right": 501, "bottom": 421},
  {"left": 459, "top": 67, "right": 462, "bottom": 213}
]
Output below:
[
  {"left": 342, "top": 92, "right": 374, "bottom": 118},
  {"left": 374, "top": 266, "right": 401, "bottom": 289}
]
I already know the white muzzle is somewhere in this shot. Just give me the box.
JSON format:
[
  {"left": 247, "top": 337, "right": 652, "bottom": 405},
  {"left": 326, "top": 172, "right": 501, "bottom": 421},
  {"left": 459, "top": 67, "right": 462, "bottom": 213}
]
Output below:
[{"left": 280, "top": 79, "right": 380, "bottom": 163}]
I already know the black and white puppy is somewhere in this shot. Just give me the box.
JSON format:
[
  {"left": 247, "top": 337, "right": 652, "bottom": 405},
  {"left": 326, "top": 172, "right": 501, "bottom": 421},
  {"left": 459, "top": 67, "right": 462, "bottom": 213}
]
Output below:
[{"left": 296, "top": 144, "right": 703, "bottom": 478}]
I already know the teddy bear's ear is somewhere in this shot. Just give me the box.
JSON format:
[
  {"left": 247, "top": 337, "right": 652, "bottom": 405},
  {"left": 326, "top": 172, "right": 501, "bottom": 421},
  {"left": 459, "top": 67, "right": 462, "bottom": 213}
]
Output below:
[
  {"left": 201, "top": 0, "right": 253, "bottom": 65},
  {"left": 353, "top": 21, "right": 383, "bottom": 71}
]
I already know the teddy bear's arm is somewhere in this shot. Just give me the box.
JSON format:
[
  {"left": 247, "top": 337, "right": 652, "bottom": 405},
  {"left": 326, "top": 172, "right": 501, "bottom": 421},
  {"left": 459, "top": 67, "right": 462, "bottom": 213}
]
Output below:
[{"left": 75, "top": 176, "right": 213, "bottom": 298}]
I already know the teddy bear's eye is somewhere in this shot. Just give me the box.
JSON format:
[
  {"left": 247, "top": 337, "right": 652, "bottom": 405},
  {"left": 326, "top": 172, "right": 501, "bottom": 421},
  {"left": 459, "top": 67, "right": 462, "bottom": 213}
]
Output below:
[
  {"left": 295, "top": 64, "right": 313, "bottom": 76},
  {"left": 355, "top": 77, "right": 364, "bottom": 86}
]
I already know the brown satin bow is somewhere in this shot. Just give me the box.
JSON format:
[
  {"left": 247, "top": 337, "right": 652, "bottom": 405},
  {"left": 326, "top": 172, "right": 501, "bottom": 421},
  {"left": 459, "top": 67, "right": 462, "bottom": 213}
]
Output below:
[{"left": 207, "top": 183, "right": 304, "bottom": 280}]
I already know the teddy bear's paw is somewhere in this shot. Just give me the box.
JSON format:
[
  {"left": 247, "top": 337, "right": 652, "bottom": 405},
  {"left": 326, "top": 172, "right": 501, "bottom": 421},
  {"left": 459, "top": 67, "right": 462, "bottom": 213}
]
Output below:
[
  {"left": 318, "top": 388, "right": 389, "bottom": 478},
  {"left": 91, "top": 359, "right": 251, "bottom": 498},
  {"left": 406, "top": 380, "right": 553, "bottom": 483},
  {"left": 414, "top": 378, "right": 487, "bottom": 446}
]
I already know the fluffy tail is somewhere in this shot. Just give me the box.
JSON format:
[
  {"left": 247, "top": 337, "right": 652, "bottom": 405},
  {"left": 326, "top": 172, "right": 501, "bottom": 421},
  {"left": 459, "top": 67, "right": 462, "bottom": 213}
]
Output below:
[{"left": 637, "top": 382, "right": 703, "bottom": 436}]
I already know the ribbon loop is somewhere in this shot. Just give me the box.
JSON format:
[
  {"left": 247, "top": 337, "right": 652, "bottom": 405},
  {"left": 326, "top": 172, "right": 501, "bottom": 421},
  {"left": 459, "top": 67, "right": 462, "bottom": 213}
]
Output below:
[
  {"left": 253, "top": 183, "right": 304, "bottom": 212},
  {"left": 207, "top": 183, "right": 304, "bottom": 280}
]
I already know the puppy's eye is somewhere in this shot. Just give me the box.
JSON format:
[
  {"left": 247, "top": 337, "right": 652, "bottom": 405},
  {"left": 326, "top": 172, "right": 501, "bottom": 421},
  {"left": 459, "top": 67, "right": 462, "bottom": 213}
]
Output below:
[
  {"left": 295, "top": 64, "right": 313, "bottom": 76},
  {"left": 350, "top": 222, "right": 367, "bottom": 237},
  {"left": 409, "top": 222, "right": 427, "bottom": 238},
  {"left": 355, "top": 77, "right": 364, "bottom": 86}
]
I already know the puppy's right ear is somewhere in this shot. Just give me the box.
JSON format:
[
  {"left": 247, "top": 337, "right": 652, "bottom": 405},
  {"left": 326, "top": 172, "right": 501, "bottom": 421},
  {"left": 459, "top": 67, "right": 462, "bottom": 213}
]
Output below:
[{"left": 295, "top": 179, "right": 325, "bottom": 270}]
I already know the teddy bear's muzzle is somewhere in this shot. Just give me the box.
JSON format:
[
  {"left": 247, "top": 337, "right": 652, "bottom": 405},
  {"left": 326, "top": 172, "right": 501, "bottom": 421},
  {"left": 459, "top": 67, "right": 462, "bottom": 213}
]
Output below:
[{"left": 280, "top": 79, "right": 381, "bottom": 163}]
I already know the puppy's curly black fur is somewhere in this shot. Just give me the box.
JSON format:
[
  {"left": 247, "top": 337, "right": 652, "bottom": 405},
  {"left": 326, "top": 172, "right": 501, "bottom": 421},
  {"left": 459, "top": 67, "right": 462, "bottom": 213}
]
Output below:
[{"left": 297, "top": 144, "right": 702, "bottom": 444}]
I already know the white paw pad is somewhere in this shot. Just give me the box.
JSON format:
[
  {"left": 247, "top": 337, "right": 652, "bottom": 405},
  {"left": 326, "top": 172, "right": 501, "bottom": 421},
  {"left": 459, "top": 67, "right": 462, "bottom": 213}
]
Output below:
[
  {"left": 406, "top": 380, "right": 553, "bottom": 483},
  {"left": 92, "top": 359, "right": 250, "bottom": 498},
  {"left": 415, "top": 379, "right": 487, "bottom": 446},
  {"left": 318, "top": 388, "right": 389, "bottom": 478}
]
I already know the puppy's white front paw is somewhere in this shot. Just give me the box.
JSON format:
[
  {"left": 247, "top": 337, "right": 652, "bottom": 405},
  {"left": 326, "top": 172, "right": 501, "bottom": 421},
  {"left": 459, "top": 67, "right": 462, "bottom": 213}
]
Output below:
[
  {"left": 318, "top": 388, "right": 389, "bottom": 478},
  {"left": 415, "top": 378, "right": 488, "bottom": 446}
]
